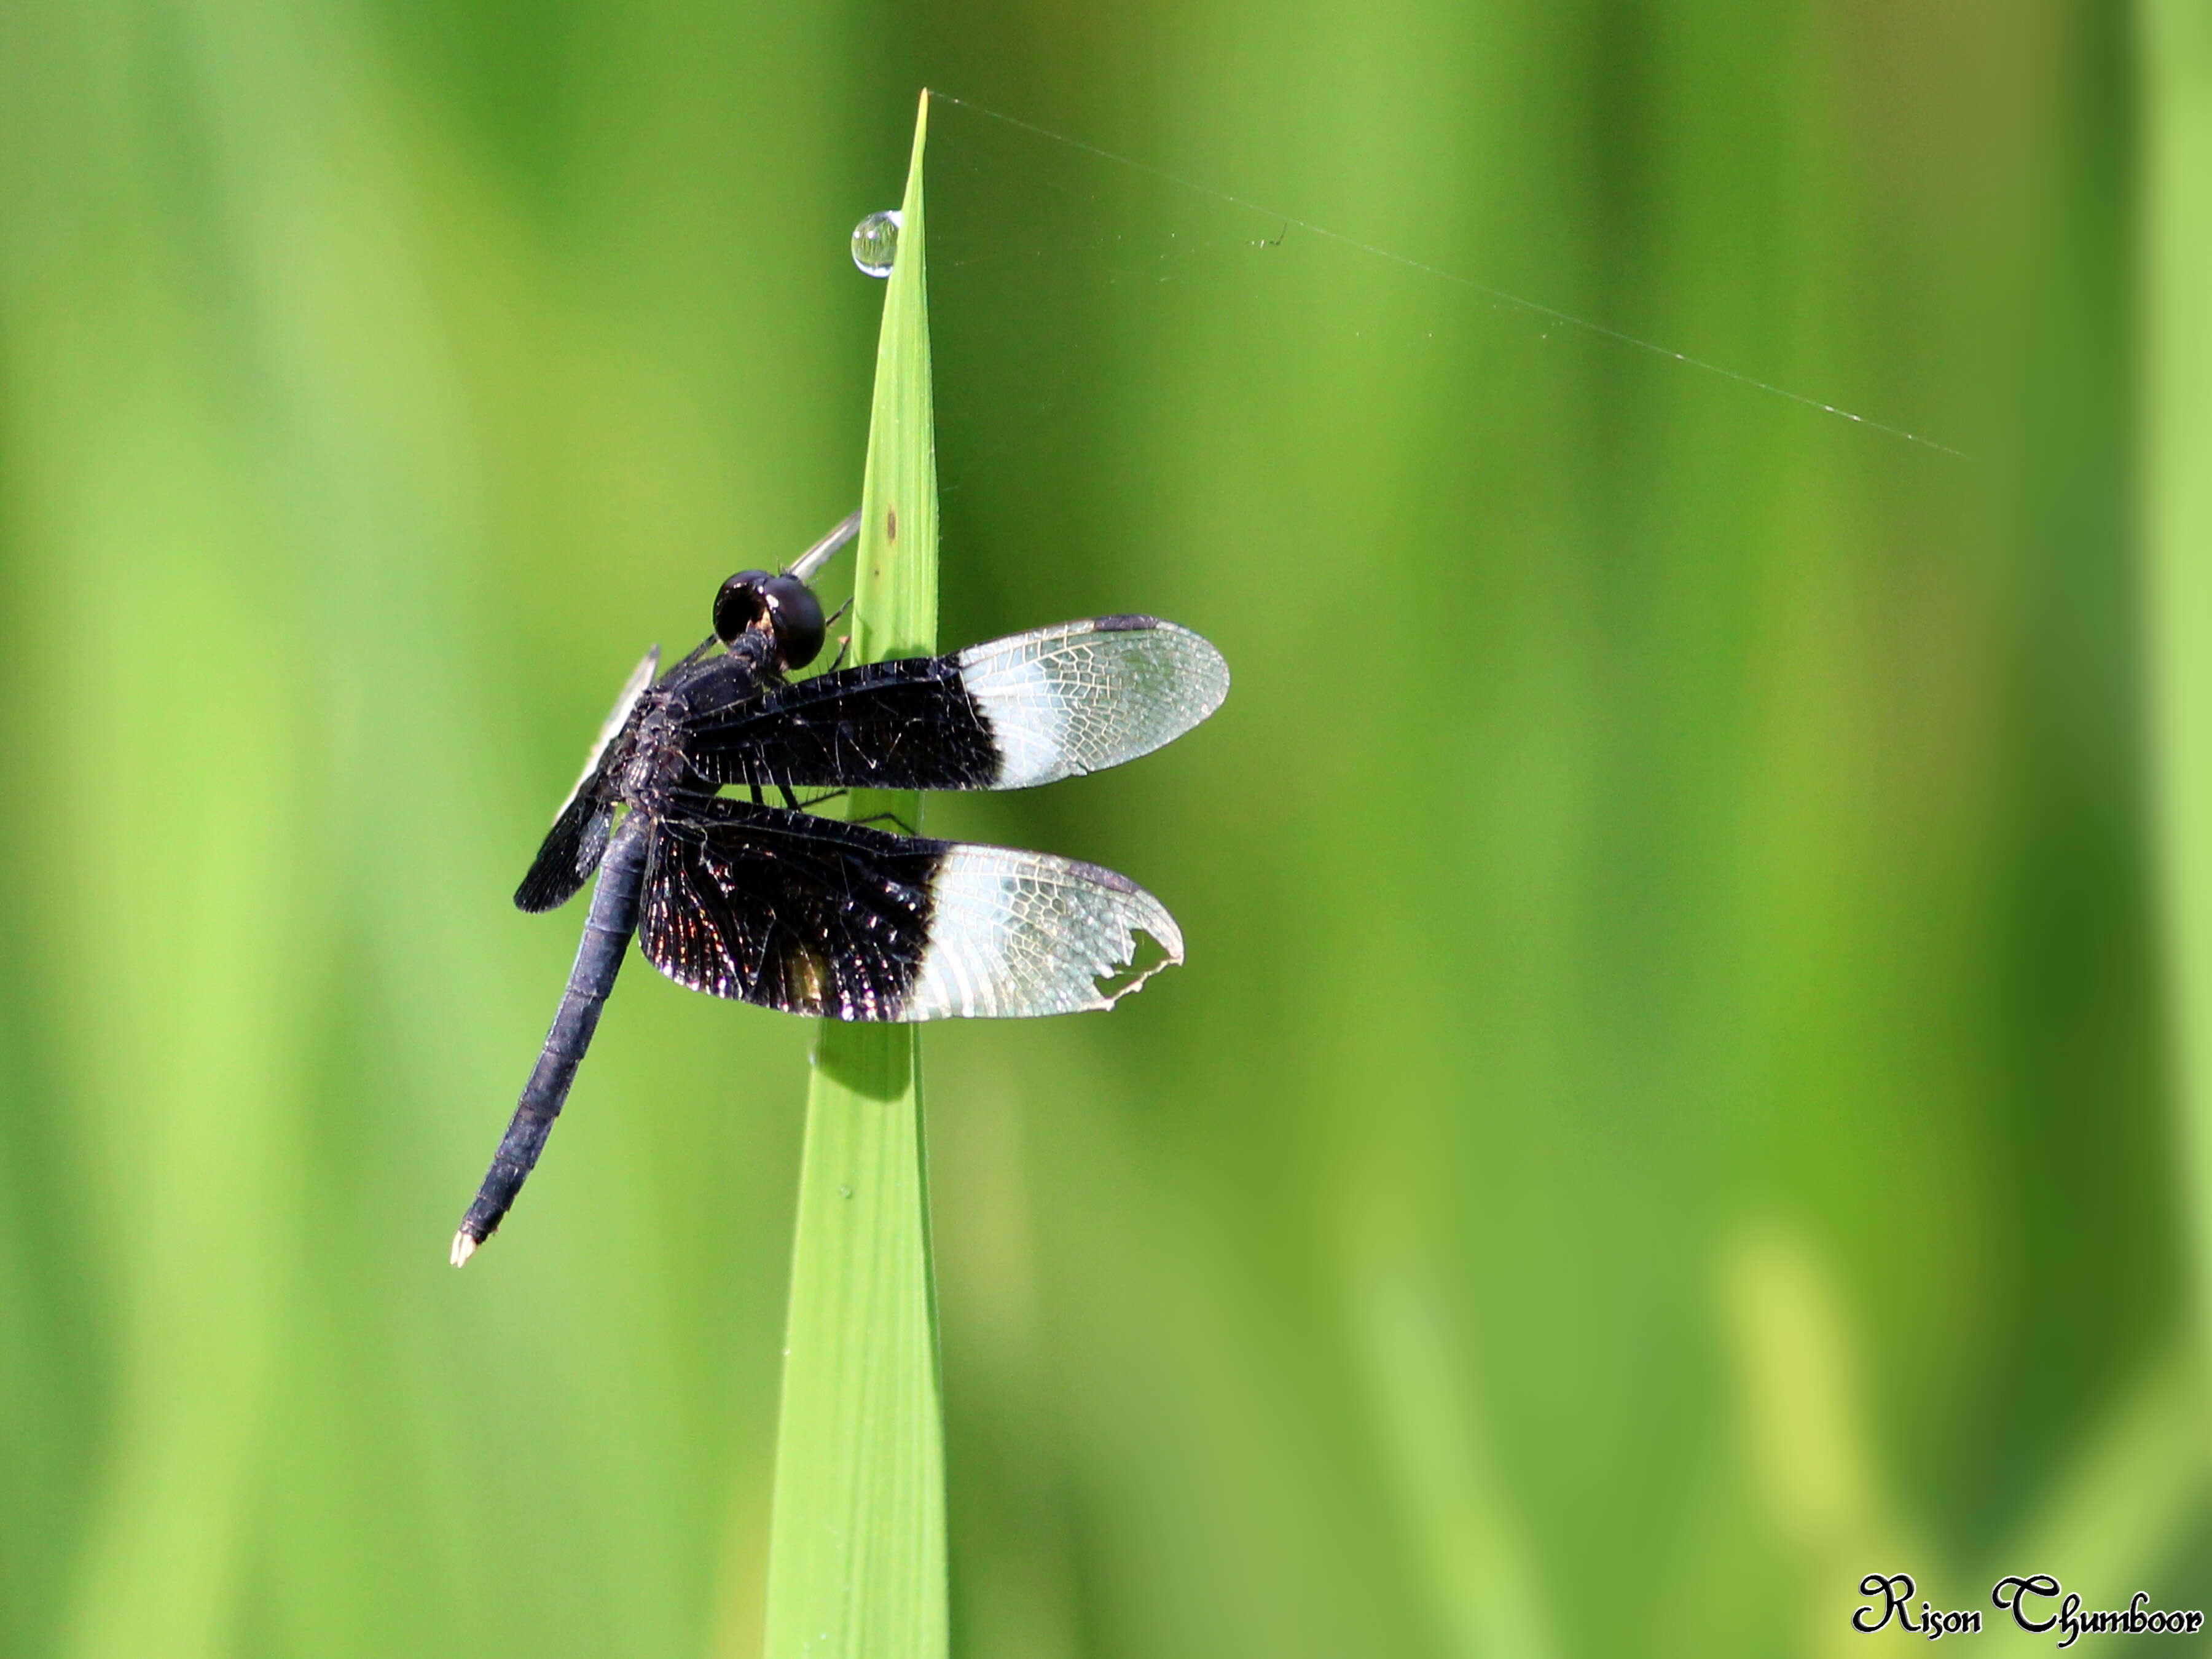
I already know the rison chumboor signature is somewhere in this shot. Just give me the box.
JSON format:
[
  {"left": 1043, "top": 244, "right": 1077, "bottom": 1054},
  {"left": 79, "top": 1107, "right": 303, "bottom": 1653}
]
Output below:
[{"left": 1854, "top": 1572, "right": 2205, "bottom": 1645}]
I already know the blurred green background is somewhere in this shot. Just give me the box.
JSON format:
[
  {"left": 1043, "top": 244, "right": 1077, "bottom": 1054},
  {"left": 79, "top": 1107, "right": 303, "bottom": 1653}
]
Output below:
[{"left": 2, "top": 1, "right": 2207, "bottom": 1655}]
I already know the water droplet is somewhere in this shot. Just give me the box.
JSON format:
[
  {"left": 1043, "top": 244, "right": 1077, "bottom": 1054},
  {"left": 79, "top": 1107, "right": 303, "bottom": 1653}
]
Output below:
[{"left": 851, "top": 210, "right": 901, "bottom": 277}]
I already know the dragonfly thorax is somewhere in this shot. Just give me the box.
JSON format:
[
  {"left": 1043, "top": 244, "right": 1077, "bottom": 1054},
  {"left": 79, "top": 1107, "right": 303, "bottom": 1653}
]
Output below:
[{"left": 619, "top": 691, "right": 700, "bottom": 811}]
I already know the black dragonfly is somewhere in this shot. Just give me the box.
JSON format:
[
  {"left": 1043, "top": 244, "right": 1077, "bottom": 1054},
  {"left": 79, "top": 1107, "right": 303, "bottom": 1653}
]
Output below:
[{"left": 453, "top": 511, "right": 1230, "bottom": 1263}]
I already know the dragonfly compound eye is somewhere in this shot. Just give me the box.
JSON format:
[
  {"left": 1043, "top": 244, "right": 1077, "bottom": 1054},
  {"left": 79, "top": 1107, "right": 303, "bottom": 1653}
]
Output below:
[
  {"left": 759, "top": 575, "right": 826, "bottom": 670},
  {"left": 713, "top": 570, "right": 774, "bottom": 646}
]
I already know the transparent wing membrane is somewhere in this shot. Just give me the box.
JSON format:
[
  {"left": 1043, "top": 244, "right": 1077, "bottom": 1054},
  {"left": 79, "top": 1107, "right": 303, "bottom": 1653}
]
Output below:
[
  {"left": 904, "top": 844, "right": 1183, "bottom": 1018},
  {"left": 955, "top": 617, "right": 1230, "bottom": 787}
]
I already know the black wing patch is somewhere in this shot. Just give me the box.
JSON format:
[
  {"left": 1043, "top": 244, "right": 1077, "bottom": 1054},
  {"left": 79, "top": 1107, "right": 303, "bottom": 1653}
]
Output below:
[
  {"left": 512, "top": 646, "right": 659, "bottom": 912},
  {"left": 514, "top": 789, "right": 614, "bottom": 914},
  {"left": 681, "top": 618, "right": 1229, "bottom": 793},
  {"left": 636, "top": 796, "right": 1183, "bottom": 1020},
  {"left": 639, "top": 796, "right": 944, "bottom": 1018},
  {"left": 682, "top": 654, "right": 997, "bottom": 795}
]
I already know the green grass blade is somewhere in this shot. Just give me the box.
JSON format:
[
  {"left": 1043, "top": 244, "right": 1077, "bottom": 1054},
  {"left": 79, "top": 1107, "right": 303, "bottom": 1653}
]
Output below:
[
  {"left": 761, "top": 92, "right": 946, "bottom": 1659},
  {"left": 2144, "top": 0, "right": 2212, "bottom": 1392}
]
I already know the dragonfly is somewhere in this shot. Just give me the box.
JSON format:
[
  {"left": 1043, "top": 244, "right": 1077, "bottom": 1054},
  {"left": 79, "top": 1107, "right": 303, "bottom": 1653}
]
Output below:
[{"left": 453, "top": 511, "right": 1230, "bottom": 1263}]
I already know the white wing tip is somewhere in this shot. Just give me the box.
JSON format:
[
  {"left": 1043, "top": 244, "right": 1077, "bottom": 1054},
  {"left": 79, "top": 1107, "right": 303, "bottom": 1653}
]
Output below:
[
  {"left": 1102, "top": 901, "right": 1184, "bottom": 1007},
  {"left": 905, "top": 849, "right": 1189, "bottom": 1019},
  {"left": 1110, "top": 617, "right": 1230, "bottom": 723},
  {"left": 1075, "top": 860, "right": 1183, "bottom": 1008},
  {"left": 959, "top": 616, "right": 1231, "bottom": 790}
]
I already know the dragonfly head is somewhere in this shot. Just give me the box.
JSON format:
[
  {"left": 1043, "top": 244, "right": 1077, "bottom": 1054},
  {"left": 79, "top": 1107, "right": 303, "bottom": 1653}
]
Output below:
[{"left": 713, "top": 570, "right": 826, "bottom": 671}]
